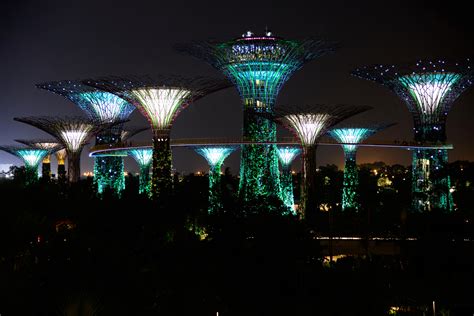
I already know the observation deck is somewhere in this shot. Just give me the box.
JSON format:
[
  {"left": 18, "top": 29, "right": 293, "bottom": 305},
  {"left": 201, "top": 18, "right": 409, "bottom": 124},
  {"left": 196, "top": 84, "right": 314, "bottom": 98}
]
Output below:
[{"left": 89, "top": 137, "right": 453, "bottom": 157}]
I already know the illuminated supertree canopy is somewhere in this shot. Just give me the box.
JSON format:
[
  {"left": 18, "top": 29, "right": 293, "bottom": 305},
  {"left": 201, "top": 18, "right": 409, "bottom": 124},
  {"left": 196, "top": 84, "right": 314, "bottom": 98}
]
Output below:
[
  {"left": 275, "top": 104, "right": 371, "bottom": 220},
  {"left": 37, "top": 80, "right": 136, "bottom": 195},
  {"left": 352, "top": 59, "right": 473, "bottom": 212},
  {"left": 277, "top": 146, "right": 301, "bottom": 214},
  {"left": 36, "top": 80, "right": 135, "bottom": 123},
  {"left": 193, "top": 146, "right": 237, "bottom": 214},
  {"left": 128, "top": 148, "right": 153, "bottom": 196},
  {"left": 0, "top": 145, "right": 49, "bottom": 185},
  {"left": 15, "top": 139, "right": 63, "bottom": 179},
  {"left": 329, "top": 124, "right": 394, "bottom": 211},
  {"left": 14, "top": 116, "right": 107, "bottom": 183},
  {"left": 84, "top": 75, "right": 230, "bottom": 201},
  {"left": 176, "top": 30, "right": 337, "bottom": 205}
]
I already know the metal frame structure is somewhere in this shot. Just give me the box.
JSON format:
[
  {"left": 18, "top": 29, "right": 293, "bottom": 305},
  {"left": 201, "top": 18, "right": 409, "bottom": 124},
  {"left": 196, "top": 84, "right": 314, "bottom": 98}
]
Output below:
[
  {"left": 15, "top": 139, "right": 63, "bottom": 179},
  {"left": 192, "top": 146, "right": 237, "bottom": 214},
  {"left": 0, "top": 145, "right": 49, "bottom": 185},
  {"left": 352, "top": 59, "right": 473, "bottom": 211},
  {"left": 128, "top": 148, "right": 153, "bottom": 195},
  {"left": 84, "top": 75, "right": 230, "bottom": 201},
  {"left": 37, "top": 80, "right": 136, "bottom": 195},
  {"left": 14, "top": 116, "right": 107, "bottom": 183},
  {"left": 55, "top": 148, "right": 67, "bottom": 181},
  {"left": 328, "top": 124, "right": 394, "bottom": 211},
  {"left": 176, "top": 30, "right": 337, "bottom": 205},
  {"left": 277, "top": 146, "right": 301, "bottom": 214},
  {"left": 274, "top": 104, "right": 371, "bottom": 220}
]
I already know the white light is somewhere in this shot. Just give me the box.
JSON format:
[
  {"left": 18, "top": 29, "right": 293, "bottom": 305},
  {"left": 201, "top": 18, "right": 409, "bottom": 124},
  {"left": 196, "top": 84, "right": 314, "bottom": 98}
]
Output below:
[
  {"left": 131, "top": 88, "right": 192, "bottom": 130},
  {"left": 399, "top": 73, "right": 461, "bottom": 119},
  {"left": 285, "top": 113, "right": 332, "bottom": 145},
  {"left": 60, "top": 129, "right": 90, "bottom": 152}
]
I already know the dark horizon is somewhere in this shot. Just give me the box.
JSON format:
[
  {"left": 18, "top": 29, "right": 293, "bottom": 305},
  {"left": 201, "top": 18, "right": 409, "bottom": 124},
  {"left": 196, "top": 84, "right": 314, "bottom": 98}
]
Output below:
[{"left": 1, "top": 0, "right": 473, "bottom": 174}]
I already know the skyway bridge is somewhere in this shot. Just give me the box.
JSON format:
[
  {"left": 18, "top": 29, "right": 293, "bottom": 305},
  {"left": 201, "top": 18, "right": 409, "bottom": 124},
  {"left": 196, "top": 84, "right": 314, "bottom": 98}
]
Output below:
[{"left": 89, "top": 137, "right": 453, "bottom": 157}]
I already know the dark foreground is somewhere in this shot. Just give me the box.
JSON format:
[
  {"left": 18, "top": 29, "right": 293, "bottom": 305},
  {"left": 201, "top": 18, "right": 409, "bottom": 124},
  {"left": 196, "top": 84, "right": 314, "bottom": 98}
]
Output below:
[{"left": 0, "top": 171, "right": 473, "bottom": 315}]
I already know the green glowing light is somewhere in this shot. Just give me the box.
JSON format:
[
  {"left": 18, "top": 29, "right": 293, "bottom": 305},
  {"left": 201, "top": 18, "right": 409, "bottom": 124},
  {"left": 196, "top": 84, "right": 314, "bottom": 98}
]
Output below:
[
  {"left": 77, "top": 91, "right": 135, "bottom": 122},
  {"left": 194, "top": 146, "right": 236, "bottom": 214},
  {"left": 277, "top": 146, "right": 301, "bottom": 214},
  {"left": 129, "top": 148, "right": 153, "bottom": 195},
  {"left": 412, "top": 149, "right": 453, "bottom": 212},
  {"left": 329, "top": 128, "right": 377, "bottom": 211},
  {"left": 94, "top": 156, "right": 125, "bottom": 196},
  {"left": 0, "top": 147, "right": 49, "bottom": 185}
]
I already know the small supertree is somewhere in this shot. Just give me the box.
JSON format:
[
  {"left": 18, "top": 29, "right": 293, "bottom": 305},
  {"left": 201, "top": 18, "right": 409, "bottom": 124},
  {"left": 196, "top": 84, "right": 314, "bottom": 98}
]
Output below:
[
  {"left": 275, "top": 105, "right": 371, "bottom": 220},
  {"left": 37, "top": 80, "right": 135, "bottom": 196},
  {"left": 15, "top": 139, "right": 63, "bottom": 179},
  {"left": 352, "top": 59, "right": 473, "bottom": 211},
  {"left": 193, "top": 146, "right": 237, "bottom": 214},
  {"left": 277, "top": 146, "right": 301, "bottom": 214},
  {"left": 329, "top": 124, "right": 394, "bottom": 211},
  {"left": 55, "top": 148, "right": 67, "bottom": 181},
  {"left": 0, "top": 145, "right": 49, "bottom": 185},
  {"left": 176, "top": 30, "right": 337, "bottom": 204},
  {"left": 84, "top": 75, "right": 230, "bottom": 201},
  {"left": 14, "top": 116, "right": 108, "bottom": 183},
  {"left": 128, "top": 148, "right": 153, "bottom": 195}
]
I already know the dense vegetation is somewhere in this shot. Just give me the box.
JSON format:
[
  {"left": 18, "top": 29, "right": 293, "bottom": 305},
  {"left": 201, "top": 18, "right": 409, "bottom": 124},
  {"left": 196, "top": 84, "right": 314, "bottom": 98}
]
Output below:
[{"left": 0, "top": 161, "right": 473, "bottom": 315}]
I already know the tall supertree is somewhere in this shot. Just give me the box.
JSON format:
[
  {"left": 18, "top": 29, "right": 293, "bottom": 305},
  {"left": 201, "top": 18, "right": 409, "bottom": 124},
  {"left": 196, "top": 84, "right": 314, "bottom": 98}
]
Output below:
[
  {"left": 128, "top": 148, "right": 153, "bottom": 196},
  {"left": 274, "top": 105, "right": 371, "bottom": 220},
  {"left": 352, "top": 59, "right": 473, "bottom": 211},
  {"left": 0, "top": 146, "right": 49, "bottom": 185},
  {"left": 176, "top": 30, "right": 337, "bottom": 204},
  {"left": 55, "top": 148, "right": 67, "bottom": 181},
  {"left": 193, "top": 146, "right": 237, "bottom": 214},
  {"left": 276, "top": 146, "right": 301, "bottom": 214},
  {"left": 14, "top": 116, "right": 107, "bottom": 183},
  {"left": 15, "top": 139, "right": 63, "bottom": 179},
  {"left": 36, "top": 80, "right": 135, "bottom": 195},
  {"left": 329, "top": 124, "right": 394, "bottom": 211},
  {"left": 84, "top": 75, "right": 230, "bottom": 201}
]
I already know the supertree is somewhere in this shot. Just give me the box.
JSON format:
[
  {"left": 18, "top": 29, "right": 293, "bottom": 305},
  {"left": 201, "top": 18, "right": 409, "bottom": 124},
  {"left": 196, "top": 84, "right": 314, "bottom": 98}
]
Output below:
[
  {"left": 276, "top": 146, "right": 302, "bottom": 214},
  {"left": 128, "top": 148, "right": 153, "bottom": 195},
  {"left": 36, "top": 80, "right": 135, "bottom": 195},
  {"left": 329, "top": 124, "right": 394, "bottom": 211},
  {"left": 352, "top": 59, "right": 473, "bottom": 211},
  {"left": 274, "top": 105, "right": 371, "bottom": 220},
  {"left": 0, "top": 145, "right": 49, "bottom": 185},
  {"left": 84, "top": 75, "right": 230, "bottom": 201},
  {"left": 176, "top": 30, "right": 337, "bottom": 204},
  {"left": 192, "top": 146, "right": 237, "bottom": 214},
  {"left": 14, "top": 116, "right": 108, "bottom": 183},
  {"left": 15, "top": 139, "right": 63, "bottom": 179},
  {"left": 55, "top": 148, "right": 67, "bottom": 181}
]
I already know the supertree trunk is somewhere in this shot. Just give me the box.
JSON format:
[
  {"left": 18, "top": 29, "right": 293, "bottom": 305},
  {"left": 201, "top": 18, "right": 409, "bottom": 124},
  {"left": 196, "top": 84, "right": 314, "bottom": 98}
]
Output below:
[
  {"left": 25, "top": 165, "right": 39, "bottom": 186},
  {"left": 94, "top": 156, "right": 125, "bottom": 196},
  {"left": 239, "top": 109, "right": 281, "bottom": 202},
  {"left": 280, "top": 165, "right": 296, "bottom": 214},
  {"left": 138, "top": 164, "right": 151, "bottom": 195},
  {"left": 342, "top": 150, "right": 359, "bottom": 211},
  {"left": 208, "top": 163, "right": 223, "bottom": 214},
  {"left": 67, "top": 152, "right": 81, "bottom": 183},
  {"left": 41, "top": 155, "right": 51, "bottom": 179},
  {"left": 412, "top": 149, "right": 453, "bottom": 212},
  {"left": 151, "top": 130, "right": 172, "bottom": 201},
  {"left": 302, "top": 145, "right": 318, "bottom": 221},
  {"left": 57, "top": 163, "right": 67, "bottom": 182}
]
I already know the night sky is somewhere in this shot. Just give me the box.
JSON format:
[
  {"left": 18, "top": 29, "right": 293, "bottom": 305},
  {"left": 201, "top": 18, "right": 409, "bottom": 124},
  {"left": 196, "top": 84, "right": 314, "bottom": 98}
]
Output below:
[{"left": 1, "top": 0, "right": 473, "bottom": 175}]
